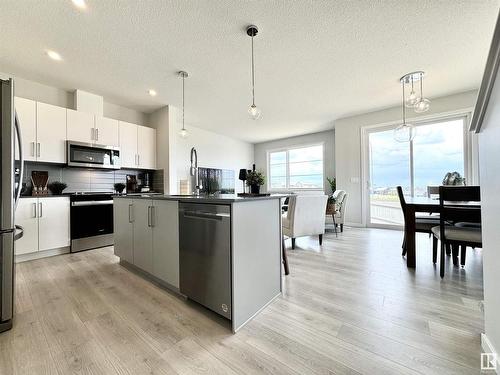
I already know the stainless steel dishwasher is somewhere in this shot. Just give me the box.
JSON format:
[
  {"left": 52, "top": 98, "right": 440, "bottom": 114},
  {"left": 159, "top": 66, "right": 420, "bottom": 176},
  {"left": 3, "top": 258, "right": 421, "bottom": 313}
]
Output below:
[{"left": 178, "top": 202, "right": 232, "bottom": 319}]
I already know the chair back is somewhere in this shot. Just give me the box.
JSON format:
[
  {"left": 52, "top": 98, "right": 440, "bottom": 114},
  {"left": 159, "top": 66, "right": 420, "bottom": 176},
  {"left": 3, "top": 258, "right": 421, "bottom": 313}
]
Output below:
[
  {"left": 333, "top": 190, "right": 348, "bottom": 218},
  {"left": 439, "top": 186, "right": 481, "bottom": 234},
  {"left": 396, "top": 186, "right": 407, "bottom": 215},
  {"left": 286, "top": 195, "right": 328, "bottom": 237}
]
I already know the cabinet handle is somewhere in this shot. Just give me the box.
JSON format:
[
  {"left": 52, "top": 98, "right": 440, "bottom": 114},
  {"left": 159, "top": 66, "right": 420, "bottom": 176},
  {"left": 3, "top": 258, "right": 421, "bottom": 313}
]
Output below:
[
  {"left": 31, "top": 142, "right": 35, "bottom": 157},
  {"left": 91, "top": 128, "right": 95, "bottom": 141},
  {"left": 36, "top": 143, "right": 40, "bottom": 157},
  {"left": 38, "top": 202, "right": 42, "bottom": 218},
  {"left": 150, "top": 206, "right": 155, "bottom": 227},
  {"left": 147, "top": 206, "right": 151, "bottom": 227},
  {"left": 128, "top": 204, "right": 133, "bottom": 223},
  {"left": 32, "top": 202, "right": 37, "bottom": 218},
  {"left": 137, "top": 154, "right": 140, "bottom": 166},
  {"left": 96, "top": 128, "right": 99, "bottom": 141}
]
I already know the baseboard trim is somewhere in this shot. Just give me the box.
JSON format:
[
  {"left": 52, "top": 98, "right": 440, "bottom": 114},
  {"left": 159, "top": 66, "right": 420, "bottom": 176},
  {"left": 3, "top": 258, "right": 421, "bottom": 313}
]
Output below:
[
  {"left": 15, "top": 247, "right": 70, "bottom": 263},
  {"left": 481, "top": 333, "right": 499, "bottom": 373}
]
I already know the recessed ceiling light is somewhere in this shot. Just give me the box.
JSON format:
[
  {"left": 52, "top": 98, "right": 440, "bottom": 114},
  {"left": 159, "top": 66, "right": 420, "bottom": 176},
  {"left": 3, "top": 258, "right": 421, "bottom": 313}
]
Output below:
[
  {"left": 71, "top": 0, "right": 87, "bottom": 9},
  {"left": 46, "top": 50, "right": 62, "bottom": 61},
  {"left": 148, "top": 89, "right": 157, "bottom": 97}
]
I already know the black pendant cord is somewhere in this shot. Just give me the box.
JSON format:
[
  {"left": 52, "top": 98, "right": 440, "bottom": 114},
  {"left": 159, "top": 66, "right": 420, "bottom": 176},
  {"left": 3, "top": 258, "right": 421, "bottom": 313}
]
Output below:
[{"left": 251, "top": 34, "right": 256, "bottom": 106}]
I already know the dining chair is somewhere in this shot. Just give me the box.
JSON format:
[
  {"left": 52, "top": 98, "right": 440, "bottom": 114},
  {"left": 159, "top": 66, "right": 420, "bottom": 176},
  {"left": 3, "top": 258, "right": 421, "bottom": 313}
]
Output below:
[
  {"left": 397, "top": 186, "right": 440, "bottom": 261},
  {"left": 332, "top": 190, "right": 348, "bottom": 233},
  {"left": 431, "top": 186, "right": 482, "bottom": 278}
]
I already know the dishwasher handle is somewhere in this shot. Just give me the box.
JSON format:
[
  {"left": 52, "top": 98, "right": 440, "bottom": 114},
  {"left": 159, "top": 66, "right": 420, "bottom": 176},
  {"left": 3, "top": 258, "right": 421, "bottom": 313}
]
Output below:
[{"left": 183, "top": 211, "right": 230, "bottom": 220}]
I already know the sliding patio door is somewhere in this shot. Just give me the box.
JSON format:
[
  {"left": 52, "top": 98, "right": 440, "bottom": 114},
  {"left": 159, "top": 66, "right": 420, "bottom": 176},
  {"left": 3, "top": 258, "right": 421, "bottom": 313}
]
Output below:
[{"left": 365, "top": 117, "right": 467, "bottom": 228}]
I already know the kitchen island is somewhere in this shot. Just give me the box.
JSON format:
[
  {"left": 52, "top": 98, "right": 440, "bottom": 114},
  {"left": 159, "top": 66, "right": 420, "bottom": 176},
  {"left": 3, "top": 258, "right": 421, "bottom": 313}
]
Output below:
[{"left": 113, "top": 194, "right": 284, "bottom": 332}]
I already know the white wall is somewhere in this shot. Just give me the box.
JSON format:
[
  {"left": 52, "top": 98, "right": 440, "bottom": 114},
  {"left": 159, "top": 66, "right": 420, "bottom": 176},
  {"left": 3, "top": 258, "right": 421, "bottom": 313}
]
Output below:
[
  {"left": 166, "top": 106, "right": 254, "bottom": 194},
  {"left": 253, "top": 130, "right": 335, "bottom": 194},
  {"left": 1, "top": 72, "right": 149, "bottom": 126},
  {"left": 478, "top": 71, "right": 500, "bottom": 364},
  {"left": 334, "top": 90, "right": 478, "bottom": 225}
]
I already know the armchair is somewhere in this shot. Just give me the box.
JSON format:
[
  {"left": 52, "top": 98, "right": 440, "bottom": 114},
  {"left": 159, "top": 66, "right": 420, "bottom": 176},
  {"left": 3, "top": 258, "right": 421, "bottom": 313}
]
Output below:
[{"left": 282, "top": 195, "right": 328, "bottom": 249}]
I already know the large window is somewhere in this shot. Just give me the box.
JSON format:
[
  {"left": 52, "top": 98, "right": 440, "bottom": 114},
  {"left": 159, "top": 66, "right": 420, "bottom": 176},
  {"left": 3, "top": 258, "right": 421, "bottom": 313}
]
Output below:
[
  {"left": 367, "top": 117, "right": 467, "bottom": 226},
  {"left": 268, "top": 144, "right": 324, "bottom": 190}
]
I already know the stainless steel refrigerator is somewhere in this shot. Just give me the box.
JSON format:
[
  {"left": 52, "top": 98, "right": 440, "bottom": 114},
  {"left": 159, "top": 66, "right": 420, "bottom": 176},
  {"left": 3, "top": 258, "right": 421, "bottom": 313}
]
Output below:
[{"left": 0, "top": 78, "right": 24, "bottom": 333}]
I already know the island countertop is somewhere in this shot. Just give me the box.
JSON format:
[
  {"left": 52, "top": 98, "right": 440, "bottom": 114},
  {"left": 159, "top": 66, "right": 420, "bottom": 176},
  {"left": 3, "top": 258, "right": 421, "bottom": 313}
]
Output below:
[{"left": 113, "top": 193, "right": 286, "bottom": 204}]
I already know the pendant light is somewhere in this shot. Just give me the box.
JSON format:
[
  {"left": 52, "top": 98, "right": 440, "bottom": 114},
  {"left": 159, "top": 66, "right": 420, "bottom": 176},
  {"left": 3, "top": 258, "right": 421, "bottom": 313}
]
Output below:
[
  {"left": 247, "top": 25, "right": 261, "bottom": 120},
  {"left": 405, "top": 76, "right": 418, "bottom": 107},
  {"left": 178, "top": 71, "right": 189, "bottom": 138},
  {"left": 394, "top": 76, "right": 416, "bottom": 142},
  {"left": 414, "top": 72, "right": 430, "bottom": 113}
]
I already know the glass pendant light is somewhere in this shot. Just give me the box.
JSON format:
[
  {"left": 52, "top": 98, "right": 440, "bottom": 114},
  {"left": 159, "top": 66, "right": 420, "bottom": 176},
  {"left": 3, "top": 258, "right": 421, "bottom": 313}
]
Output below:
[
  {"left": 394, "top": 79, "right": 416, "bottom": 142},
  {"left": 404, "top": 76, "right": 419, "bottom": 107},
  {"left": 178, "top": 71, "right": 189, "bottom": 138},
  {"left": 414, "top": 72, "right": 430, "bottom": 113},
  {"left": 247, "top": 25, "right": 261, "bottom": 120}
]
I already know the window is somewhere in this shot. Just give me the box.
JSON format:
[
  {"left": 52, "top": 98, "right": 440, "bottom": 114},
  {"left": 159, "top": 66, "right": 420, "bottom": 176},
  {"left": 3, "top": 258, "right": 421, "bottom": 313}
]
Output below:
[{"left": 268, "top": 144, "right": 324, "bottom": 190}]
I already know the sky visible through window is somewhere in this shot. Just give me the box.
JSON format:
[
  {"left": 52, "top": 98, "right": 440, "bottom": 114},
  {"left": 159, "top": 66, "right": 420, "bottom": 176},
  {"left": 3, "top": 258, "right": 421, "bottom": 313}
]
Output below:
[
  {"left": 369, "top": 119, "right": 464, "bottom": 197},
  {"left": 269, "top": 145, "right": 324, "bottom": 189}
]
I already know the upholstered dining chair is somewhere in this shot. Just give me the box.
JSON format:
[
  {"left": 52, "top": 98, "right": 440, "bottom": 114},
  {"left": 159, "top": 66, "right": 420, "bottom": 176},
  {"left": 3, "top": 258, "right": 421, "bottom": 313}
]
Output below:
[
  {"left": 431, "top": 186, "right": 482, "bottom": 278},
  {"left": 397, "top": 186, "right": 441, "bottom": 261},
  {"left": 332, "top": 190, "right": 348, "bottom": 233},
  {"left": 282, "top": 195, "right": 328, "bottom": 249}
]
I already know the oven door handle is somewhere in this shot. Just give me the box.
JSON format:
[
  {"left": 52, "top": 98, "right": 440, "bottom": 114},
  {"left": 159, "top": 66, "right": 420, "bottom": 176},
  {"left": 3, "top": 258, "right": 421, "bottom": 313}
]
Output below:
[{"left": 71, "top": 200, "right": 114, "bottom": 206}]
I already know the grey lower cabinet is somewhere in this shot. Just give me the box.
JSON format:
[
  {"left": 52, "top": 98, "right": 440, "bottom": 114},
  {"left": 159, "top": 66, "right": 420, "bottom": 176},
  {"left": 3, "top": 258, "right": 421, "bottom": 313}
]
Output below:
[
  {"left": 113, "top": 198, "right": 180, "bottom": 289},
  {"left": 113, "top": 198, "right": 134, "bottom": 263}
]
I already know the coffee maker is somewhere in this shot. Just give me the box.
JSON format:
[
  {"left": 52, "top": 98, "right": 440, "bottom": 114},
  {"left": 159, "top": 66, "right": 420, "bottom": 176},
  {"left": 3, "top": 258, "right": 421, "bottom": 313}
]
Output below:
[{"left": 138, "top": 172, "right": 152, "bottom": 192}]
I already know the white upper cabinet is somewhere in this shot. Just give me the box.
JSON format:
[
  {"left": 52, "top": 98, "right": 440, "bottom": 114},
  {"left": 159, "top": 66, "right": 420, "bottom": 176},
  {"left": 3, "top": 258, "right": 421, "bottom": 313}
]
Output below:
[
  {"left": 95, "top": 116, "right": 119, "bottom": 147},
  {"left": 67, "top": 109, "right": 94, "bottom": 144},
  {"left": 119, "top": 121, "right": 138, "bottom": 168},
  {"left": 14, "top": 97, "right": 37, "bottom": 161},
  {"left": 137, "top": 125, "right": 156, "bottom": 170},
  {"left": 36, "top": 102, "right": 67, "bottom": 163}
]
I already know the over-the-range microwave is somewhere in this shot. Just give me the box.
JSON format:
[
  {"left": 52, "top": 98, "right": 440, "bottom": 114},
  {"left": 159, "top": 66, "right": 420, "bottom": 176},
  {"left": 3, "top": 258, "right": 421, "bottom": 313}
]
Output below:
[{"left": 67, "top": 141, "right": 121, "bottom": 169}]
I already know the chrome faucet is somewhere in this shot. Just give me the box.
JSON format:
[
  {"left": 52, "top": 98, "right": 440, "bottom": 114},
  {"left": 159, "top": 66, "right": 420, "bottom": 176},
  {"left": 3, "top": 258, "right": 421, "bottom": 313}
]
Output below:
[{"left": 190, "top": 147, "right": 202, "bottom": 195}]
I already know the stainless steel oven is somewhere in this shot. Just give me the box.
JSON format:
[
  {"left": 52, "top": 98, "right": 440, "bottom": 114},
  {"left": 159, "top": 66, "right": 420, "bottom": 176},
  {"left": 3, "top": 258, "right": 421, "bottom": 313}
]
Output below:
[
  {"left": 70, "top": 193, "right": 114, "bottom": 252},
  {"left": 67, "top": 141, "right": 120, "bottom": 169}
]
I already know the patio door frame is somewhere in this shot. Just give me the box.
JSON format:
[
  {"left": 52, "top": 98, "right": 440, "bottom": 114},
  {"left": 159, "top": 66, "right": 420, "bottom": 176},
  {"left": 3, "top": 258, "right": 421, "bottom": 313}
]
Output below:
[{"left": 360, "top": 109, "right": 477, "bottom": 229}]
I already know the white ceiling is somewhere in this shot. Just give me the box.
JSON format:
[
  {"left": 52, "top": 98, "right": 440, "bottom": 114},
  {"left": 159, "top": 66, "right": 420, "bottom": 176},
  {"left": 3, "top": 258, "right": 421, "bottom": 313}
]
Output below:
[{"left": 0, "top": 1, "right": 498, "bottom": 143}]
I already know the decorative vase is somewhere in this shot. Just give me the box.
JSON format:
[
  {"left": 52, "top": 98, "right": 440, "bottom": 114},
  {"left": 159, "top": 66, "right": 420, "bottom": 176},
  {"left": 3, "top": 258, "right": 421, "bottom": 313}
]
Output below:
[{"left": 250, "top": 184, "right": 260, "bottom": 194}]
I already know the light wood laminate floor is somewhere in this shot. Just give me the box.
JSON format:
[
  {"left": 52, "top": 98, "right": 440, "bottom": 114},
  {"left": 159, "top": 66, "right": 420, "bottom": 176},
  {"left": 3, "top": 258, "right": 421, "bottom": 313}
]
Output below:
[{"left": 0, "top": 228, "right": 483, "bottom": 374}]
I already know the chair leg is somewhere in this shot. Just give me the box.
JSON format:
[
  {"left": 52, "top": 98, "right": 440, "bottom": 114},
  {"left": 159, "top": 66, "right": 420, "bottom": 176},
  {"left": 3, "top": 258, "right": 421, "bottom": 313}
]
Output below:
[
  {"left": 446, "top": 243, "right": 451, "bottom": 256},
  {"left": 319, "top": 234, "right": 323, "bottom": 245},
  {"left": 332, "top": 214, "right": 338, "bottom": 238},
  {"left": 291, "top": 238, "right": 296, "bottom": 250},
  {"left": 460, "top": 245, "right": 466, "bottom": 267},
  {"left": 452, "top": 245, "right": 459, "bottom": 266},
  {"left": 440, "top": 241, "right": 445, "bottom": 278},
  {"left": 340, "top": 224, "right": 344, "bottom": 232},
  {"left": 282, "top": 237, "right": 289, "bottom": 275},
  {"left": 432, "top": 236, "right": 438, "bottom": 264}
]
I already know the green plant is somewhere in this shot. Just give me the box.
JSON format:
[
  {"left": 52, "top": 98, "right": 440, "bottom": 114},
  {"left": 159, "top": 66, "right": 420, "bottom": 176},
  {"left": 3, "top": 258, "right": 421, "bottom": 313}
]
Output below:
[
  {"left": 114, "top": 182, "right": 126, "bottom": 194},
  {"left": 246, "top": 171, "right": 265, "bottom": 186},
  {"left": 327, "top": 177, "right": 336, "bottom": 204},
  {"left": 47, "top": 181, "right": 67, "bottom": 195}
]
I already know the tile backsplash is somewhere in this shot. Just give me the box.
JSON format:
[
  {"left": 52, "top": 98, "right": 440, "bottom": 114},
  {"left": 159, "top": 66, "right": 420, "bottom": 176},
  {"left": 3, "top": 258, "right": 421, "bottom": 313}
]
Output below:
[{"left": 21, "top": 162, "right": 164, "bottom": 194}]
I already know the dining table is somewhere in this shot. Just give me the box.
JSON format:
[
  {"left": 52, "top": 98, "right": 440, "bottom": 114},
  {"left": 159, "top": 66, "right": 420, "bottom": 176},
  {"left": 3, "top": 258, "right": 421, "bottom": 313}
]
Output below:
[{"left": 403, "top": 196, "right": 481, "bottom": 268}]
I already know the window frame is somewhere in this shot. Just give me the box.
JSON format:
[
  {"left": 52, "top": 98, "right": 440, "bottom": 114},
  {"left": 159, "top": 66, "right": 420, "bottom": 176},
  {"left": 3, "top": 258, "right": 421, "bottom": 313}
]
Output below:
[{"left": 266, "top": 142, "right": 325, "bottom": 192}]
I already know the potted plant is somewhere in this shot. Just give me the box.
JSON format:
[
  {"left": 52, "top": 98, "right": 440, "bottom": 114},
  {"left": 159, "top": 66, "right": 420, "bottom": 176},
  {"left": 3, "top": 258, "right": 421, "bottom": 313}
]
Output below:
[
  {"left": 326, "top": 177, "right": 336, "bottom": 214},
  {"left": 246, "top": 170, "right": 265, "bottom": 194},
  {"left": 114, "top": 182, "right": 126, "bottom": 194},
  {"left": 47, "top": 181, "right": 67, "bottom": 195}
]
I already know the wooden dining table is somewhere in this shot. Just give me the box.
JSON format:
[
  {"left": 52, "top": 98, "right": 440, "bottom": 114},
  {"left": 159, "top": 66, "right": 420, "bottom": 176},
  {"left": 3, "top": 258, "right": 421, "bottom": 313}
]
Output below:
[{"left": 403, "top": 196, "right": 481, "bottom": 268}]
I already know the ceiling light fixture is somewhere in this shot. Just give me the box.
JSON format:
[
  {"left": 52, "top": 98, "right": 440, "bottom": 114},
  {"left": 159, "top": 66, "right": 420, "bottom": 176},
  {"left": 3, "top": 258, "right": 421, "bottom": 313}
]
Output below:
[
  {"left": 148, "top": 89, "right": 157, "bottom": 97},
  {"left": 394, "top": 74, "right": 417, "bottom": 142},
  {"left": 178, "top": 71, "right": 189, "bottom": 138},
  {"left": 71, "top": 0, "right": 87, "bottom": 10},
  {"left": 413, "top": 72, "right": 431, "bottom": 113},
  {"left": 46, "top": 50, "right": 62, "bottom": 61},
  {"left": 246, "top": 25, "right": 261, "bottom": 120}
]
